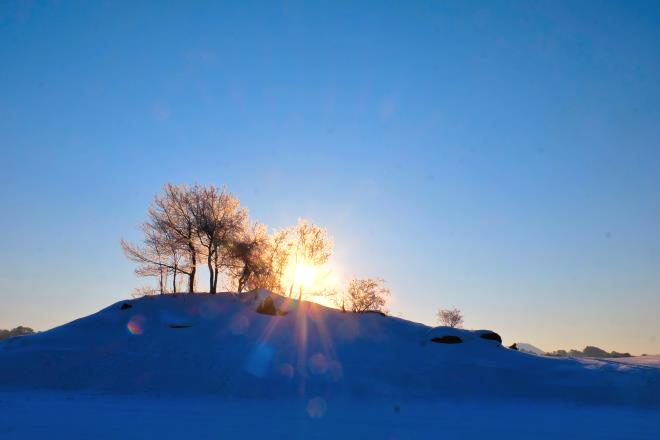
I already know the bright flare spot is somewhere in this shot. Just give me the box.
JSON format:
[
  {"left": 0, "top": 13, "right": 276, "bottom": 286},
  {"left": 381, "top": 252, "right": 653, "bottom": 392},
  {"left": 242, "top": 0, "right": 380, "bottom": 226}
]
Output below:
[
  {"left": 294, "top": 263, "right": 317, "bottom": 287},
  {"left": 282, "top": 259, "right": 342, "bottom": 307}
]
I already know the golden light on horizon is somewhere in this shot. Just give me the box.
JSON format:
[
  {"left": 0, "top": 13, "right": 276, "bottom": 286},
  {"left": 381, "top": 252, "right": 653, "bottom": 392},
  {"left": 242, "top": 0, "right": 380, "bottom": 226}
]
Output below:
[{"left": 282, "top": 259, "right": 342, "bottom": 308}]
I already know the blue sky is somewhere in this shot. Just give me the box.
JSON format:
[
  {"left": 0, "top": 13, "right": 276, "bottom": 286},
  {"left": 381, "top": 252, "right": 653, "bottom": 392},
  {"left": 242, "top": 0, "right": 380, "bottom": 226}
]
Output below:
[{"left": 1, "top": 1, "right": 659, "bottom": 354}]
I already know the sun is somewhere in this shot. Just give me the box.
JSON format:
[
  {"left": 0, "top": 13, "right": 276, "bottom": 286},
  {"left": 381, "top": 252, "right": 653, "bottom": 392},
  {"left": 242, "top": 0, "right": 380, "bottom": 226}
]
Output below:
[
  {"left": 294, "top": 263, "right": 317, "bottom": 288},
  {"left": 281, "top": 258, "right": 342, "bottom": 307}
]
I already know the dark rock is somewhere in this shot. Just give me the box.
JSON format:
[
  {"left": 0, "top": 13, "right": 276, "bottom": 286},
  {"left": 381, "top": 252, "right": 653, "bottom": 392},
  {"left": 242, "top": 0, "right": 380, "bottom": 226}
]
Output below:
[
  {"left": 358, "top": 310, "right": 387, "bottom": 317},
  {"left": 479, "top": 332, "right": 502, "bottom": 344},
  {"left": 120, "top": 303, "right": 132, "bottom": 310},
  {"left": 255, "top": 296, "right": 287, "bottom": 316},
  {"left": 509, "top": 343, "right": 518, "bottom": 350},
  {"left": 430, "top": 335, "right": 462, "bottom": 344}
]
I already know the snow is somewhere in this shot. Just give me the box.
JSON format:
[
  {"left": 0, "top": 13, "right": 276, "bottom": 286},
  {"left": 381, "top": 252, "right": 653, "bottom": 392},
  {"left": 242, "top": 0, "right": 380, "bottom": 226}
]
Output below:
[
  {"left": 1, "top": 392, "right": 659, "bottom": 439},
  {"left": 515, "top": 342, "right": 545, "bottom": 355},
  {"left": 601, "top": 355, "right": 660, "bottom": 367},
  {"left": 1, "top": 291, "right": 659, "bottom": 438}
]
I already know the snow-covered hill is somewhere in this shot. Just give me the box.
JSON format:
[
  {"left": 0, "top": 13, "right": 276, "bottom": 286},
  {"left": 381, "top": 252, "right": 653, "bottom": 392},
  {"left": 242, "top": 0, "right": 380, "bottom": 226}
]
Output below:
[{"left": 1, "top": 291, "right": 658, "bottom": 407}]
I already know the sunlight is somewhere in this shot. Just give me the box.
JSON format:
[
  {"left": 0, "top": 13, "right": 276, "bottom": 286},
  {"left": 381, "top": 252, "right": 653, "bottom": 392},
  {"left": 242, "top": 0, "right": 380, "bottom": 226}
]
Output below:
[
  {"left": 294, "top": 263, "right": 317, "bottom": 288},
  {"left": 281, "top": 259, "right": 342, "bottom": 307}
]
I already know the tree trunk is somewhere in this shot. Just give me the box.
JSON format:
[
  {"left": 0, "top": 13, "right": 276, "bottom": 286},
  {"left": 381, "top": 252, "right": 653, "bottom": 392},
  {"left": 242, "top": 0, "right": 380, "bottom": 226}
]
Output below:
[
  {"left": 212, "top": 251, "right": 220, "bottom": 293},
  {"left": 172, "top": 267, "right": 177, "bottom": 294},
  {"left": 159, "top": 266, "right": 165, "bottom": 294},
  {"left": 238, "top": 267, "right": 249, "bottom": 293},
  {"left": 208, "top": 249, "right": 215, "bottom": 294},
  {"left": 188, "top": 240, "right": 196, "bottom": 293}
]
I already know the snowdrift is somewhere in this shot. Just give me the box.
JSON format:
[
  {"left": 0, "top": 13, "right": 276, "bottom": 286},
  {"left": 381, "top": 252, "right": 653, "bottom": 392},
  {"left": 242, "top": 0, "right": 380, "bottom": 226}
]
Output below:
[{"left": 1, "top": 291, "right": 658, "bottom": 407}]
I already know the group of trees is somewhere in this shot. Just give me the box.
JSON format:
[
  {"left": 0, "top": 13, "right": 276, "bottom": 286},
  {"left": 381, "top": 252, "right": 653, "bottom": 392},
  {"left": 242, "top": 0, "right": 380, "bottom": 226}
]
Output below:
[
  {"left": 0, "top": 326, "right": 34, "bottom": 340},
  {"left": 546, "top": 346, "right": 631, "bottom": 358},
  {"left": 122, "top": 184, "right": 332, "bottom": 298},
  {"left": 122, "top": 185, "right": 469, "bottom": 321}
]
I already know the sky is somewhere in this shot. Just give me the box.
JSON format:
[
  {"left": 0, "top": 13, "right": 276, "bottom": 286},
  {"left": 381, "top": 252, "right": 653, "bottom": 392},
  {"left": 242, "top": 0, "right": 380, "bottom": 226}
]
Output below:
[{"left": 1, "top": 0, "right": 659, "bottom": 355}]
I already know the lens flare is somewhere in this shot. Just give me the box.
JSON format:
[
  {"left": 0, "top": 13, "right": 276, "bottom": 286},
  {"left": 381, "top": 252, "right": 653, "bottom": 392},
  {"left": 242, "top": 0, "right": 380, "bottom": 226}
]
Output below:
[
  {"left": 306, "top": 397, "right": 327, "bottom": 418},
  {"left": 127, "top": 315, "right": 145, "bottom": 335}
]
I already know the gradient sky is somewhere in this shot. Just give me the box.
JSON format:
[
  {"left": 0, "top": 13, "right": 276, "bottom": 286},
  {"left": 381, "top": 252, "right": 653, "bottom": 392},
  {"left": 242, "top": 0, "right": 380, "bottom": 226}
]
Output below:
[{"left": 1, "top": 1, "right": 659, "bottom": 354}]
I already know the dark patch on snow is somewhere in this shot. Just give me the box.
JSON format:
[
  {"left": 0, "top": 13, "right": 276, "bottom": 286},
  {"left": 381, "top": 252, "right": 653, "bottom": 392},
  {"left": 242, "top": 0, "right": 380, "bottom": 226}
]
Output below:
[
  {"left": 431, "top": 335, "right": 462, "bottom": 344},
  {"left": 255, "top": 296, "right": 287, "bottom": 316},
  {"left": 120, "top": 303, "right": 132, "bottom": 310},
  {"left": 357, "top": 310, "right": 387, "bottom": 317},
  {"left": 168, "top": 324, "right": 192, "bottom": 329},
  {"left": 480, "top": 332, "right": 502, "bottom": 344}
]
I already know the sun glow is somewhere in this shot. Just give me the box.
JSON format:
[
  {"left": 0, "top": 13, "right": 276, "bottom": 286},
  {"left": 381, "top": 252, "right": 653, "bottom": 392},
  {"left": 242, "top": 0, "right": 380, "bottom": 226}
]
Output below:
[
  {"left": 294, "top": 263, "right": 317, "bottom": 287},
  {"left": 281, "top": 260, "right": 341, "bottom": 308}
]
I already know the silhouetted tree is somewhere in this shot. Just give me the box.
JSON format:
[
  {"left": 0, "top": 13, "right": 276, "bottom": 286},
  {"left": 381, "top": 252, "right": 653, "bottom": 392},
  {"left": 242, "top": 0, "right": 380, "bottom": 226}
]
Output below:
[
  {"left": 245, "top": 228, "right": 292, "bottom": 293},
  {"left": 437, "top": 307, "right": 463, "bottom": 328},
  {"left": 229, "top": 222, "right": 270, "bottom": 293},
  {"left": 0, "top": 326, "right": 35, "bottom": 340},
  {"left": 150, "top": 184, "right": 199, "bottom": 292},
  {"left": 189, "top": 185, "right": 247, "bottom": 294}
]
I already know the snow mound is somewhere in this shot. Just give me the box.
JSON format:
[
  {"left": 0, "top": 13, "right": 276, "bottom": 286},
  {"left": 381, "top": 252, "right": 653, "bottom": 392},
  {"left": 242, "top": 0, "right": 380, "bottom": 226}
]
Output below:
[{"left": 1, "top": 292, "right": 658, "bottom": 407}]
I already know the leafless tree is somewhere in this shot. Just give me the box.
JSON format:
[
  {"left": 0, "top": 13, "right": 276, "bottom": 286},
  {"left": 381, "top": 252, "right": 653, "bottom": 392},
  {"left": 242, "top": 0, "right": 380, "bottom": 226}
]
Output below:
[
  {"left": 121, "top": 223, "right": 176, "bottom": 294},
  {"left": 150, "top": 184, "right": 199, "bottom": 293},
  {"left": 342, "top": 277, "right": 390, "bottom": 313},
  {"left": 244, "top": 228, "right": 292, "bottom": 293},
  {"left": 130, "top": 285, "right": 157, "bottom": 298},
  {"left": 437, "top": 307, "right": 463, "bottom": 328},
  {"left": 228, "top": 222, "right": 270, "bottom": 293},
  {"left": 189, "top": 185, "right": 247, "bottom": 294}
]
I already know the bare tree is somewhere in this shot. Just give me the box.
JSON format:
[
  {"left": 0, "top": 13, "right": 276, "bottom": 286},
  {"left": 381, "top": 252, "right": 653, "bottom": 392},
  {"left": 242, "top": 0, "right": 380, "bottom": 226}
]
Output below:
[
  {"left": 189, "top": 185, "right": 247, "bottom": 294},
  {"left": 342, "top": 277, "right": 390, "bottom": 313},
  {"left": 150, "top": 184, "right": 199, "bottom": 293},
  {"left": 228, "top": 222, "right": 270, "bottom": 293},
  {"left": 245, "top": 228, "right": 292, "bottom": 293},
  {"left": 437, "top": 307, "right": 463, "bottom": 328},
  {"left": 130, "top": 285, "right": 157, "bottom": 298},
  {"left": 121, "top": 223, "right": 175, "bottom": 294},
  {"left": 286, "top": 219, "right": 333, "bottom": 299}
]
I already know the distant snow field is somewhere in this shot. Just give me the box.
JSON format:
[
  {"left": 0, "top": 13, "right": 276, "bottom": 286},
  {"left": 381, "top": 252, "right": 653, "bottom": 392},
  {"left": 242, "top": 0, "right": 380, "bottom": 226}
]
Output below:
[
  {"left": 0, "top": 292, "right": 658, "bottom": 439},
  {"left": 603, "top": 355, "right": 660, "bottom": 367}
]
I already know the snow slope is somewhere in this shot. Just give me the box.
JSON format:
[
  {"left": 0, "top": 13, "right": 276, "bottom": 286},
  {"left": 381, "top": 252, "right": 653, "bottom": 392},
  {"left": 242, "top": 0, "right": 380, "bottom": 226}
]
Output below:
[{"left": 1, "top": 291, "right": 658, "bottom": 407}]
